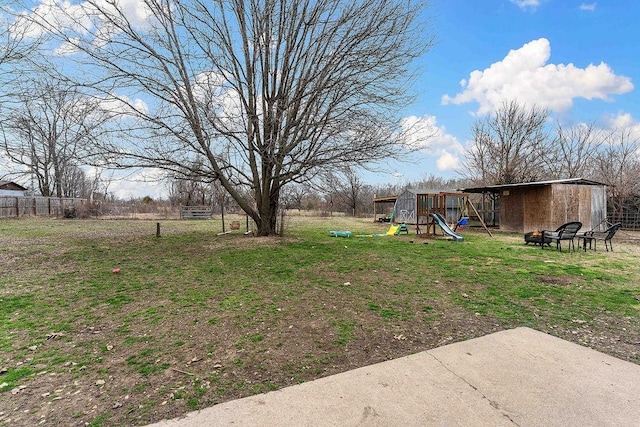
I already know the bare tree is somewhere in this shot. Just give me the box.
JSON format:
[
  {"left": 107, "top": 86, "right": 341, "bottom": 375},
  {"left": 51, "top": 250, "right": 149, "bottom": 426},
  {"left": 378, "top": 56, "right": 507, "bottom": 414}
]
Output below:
[
  {"left": 281, "top": 184, "right": 307, "bottom": 211},
  {"left": 461, "top": 100, "right": 550, "bottom": 185},
  {"left": 324, "top": 167, "right": 369, "bottom": 217},
  {"left": 414, "top": 173, "right": 469, "bottom": 191},
  {"left": 593, "top": 129, "right": 640, "bottom": 220},
  {"left": 28, "top": 0, "right": 431, "bottom": 235},
  {"left": 0, "top": 2, "right": 38, "bottom": 78},
  {"left": 546, "top": 121, "right": 603, "bottom": 179},
  {"left": 60, "top": 164, "right": 90, "bottom": 198},
  {"left": 0, "top": 78, "right": 109, "bottom": 197},
  {"left": 168, "top": 177, "right": 210, "bottom": 206}
]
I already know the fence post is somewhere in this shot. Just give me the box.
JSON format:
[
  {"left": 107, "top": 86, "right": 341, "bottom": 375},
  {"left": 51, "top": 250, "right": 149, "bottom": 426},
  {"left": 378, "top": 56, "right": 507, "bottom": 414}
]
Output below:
[{"left": 15, "top": 197, "right": 19, "bottom": 217}]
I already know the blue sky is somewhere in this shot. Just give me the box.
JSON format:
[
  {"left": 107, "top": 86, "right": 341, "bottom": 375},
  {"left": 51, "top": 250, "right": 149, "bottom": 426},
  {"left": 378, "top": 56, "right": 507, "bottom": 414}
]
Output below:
[
  {"left": 2, "top": 0, "right": 639, "bottom": 198},
  {"left": 376, "top": 0, "right": 639, "bottom": 186}
]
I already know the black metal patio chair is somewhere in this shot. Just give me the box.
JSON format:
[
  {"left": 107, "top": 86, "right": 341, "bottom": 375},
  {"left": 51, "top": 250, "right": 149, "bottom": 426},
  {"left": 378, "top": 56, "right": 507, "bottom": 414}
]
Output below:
[
  {"left": 542, "top": 222, "right": 582, "bottom": 252},
  {"left": 581, "top": 223, "right": 622, "bottom": 252}
]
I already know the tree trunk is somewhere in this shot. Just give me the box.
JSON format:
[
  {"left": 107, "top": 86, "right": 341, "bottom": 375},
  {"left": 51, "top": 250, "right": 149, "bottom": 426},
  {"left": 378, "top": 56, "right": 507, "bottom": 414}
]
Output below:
[{"left": 254, "top": 186, "right": 281, "bottom": 236}]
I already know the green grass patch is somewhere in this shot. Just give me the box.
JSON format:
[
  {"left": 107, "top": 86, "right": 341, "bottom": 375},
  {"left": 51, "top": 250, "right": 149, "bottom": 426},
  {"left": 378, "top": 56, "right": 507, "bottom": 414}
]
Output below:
[
  {"left": 331, "top": 319, "right": 356, "bottom": 346},
  {"left": 1, "top": 217, "right": 639, "bottom": 426},
  {"left": 0, "top": 367, "right": 34, "bottom": 392}
]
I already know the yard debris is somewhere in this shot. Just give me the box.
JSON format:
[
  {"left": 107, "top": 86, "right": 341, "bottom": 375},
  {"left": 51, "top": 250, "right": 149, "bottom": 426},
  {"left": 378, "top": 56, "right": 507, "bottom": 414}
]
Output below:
[
  {"left": 171, "top": 367, "right": 194, "bottom": 376},
  {"left": 394, "top": 334, "right": 407, "bottom": 341},
  {"left": 11, "top": 385, "right": 26, "bottom": 395},
  {"left": 46, "top": 332, "right": 65, "bottom": 340},
  {"left": 186, "top": 357, "right": 201, "bottom": 366},
  {"left": 28, "top": 345, "right": 37, "bottom": 351},
  {"left": 95, "top": 380, "right": 105, "bottom": 386}
]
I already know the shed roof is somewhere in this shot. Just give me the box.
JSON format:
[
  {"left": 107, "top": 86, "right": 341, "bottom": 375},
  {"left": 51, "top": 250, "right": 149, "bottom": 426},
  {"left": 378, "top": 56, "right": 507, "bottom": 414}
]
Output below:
[
  {"left": 461, "top": 178, "right": 606, "bottom": 194},
  {"left": 373, "top": 195, "right": 398, "bottom": 204},
  {"left": 0, "top": 180, "right": 28, "bottom": 191},
  {"left": 403, "top": 188, "right": 454, "bottom": 195}
]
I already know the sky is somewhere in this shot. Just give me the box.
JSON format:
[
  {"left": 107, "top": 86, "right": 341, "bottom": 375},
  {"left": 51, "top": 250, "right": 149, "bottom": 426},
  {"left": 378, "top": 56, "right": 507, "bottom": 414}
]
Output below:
[
  {"left": 378, "top": 0, "right": 639, "bottom": 187},
  {"left": 1, "top": 0, "right": 639, "bottom": 199}
]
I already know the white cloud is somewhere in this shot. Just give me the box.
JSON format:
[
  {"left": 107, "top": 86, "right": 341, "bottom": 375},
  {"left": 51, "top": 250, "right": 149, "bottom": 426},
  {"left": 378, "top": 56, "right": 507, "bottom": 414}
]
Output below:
[
  {"left": 607, "top": 112, "right": 640, "bottom": 141},
  {"left": 510, "top": 0, "right": 541, "bottom": 10},
  {"left": 579, "top": 3, "right": 597, "bottom": 12},
  {"left": 53, "top": 37, "right": 81, "bottom": 55},
  {"left": 436, "top": 151, "right": 460, "bottom": 171},
  {"left": 107, "top": 168, "right": 167, "bottom": 199},
  {"left": 103, "top": 93, "right": 149, "bottom": 116},
  {"left": 442, "top": 38, "right": 634, "bottom": 115},
  {"left": 400, "top": 115, "right": 464, "bottom": 171},
  {"left": 12, "top": 0, "right": 153, "bottom": 45},
  {"left": 11, "top": 0, "right": 92, "bottom": 39}
]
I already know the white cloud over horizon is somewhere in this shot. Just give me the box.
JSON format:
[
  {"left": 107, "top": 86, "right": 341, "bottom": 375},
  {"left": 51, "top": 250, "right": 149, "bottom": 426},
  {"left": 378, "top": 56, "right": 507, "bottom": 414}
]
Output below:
[
  {"left": 442, "top": 38, "right": 634, "bottom": 115},
  {"left": 400, "top": 115, "right": 464, "bottom": 171},
  {"left": 100, "top": 168, "right": 167, "bottom": 199}
]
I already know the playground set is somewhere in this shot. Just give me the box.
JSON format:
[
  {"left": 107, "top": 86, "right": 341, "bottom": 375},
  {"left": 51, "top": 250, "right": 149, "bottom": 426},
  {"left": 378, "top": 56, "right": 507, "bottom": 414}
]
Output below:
[{"left": 337, "top": 190, "right": 492, "bottom": 242}]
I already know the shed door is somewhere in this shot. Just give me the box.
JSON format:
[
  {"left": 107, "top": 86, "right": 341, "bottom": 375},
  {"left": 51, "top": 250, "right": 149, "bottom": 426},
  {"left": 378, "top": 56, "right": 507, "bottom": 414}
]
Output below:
[{"left": 591, "top": 186, "right": 607, "bottom": 231}]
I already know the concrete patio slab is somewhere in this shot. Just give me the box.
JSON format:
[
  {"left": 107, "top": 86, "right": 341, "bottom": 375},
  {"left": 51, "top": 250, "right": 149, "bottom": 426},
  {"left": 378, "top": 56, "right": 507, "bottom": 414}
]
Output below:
[{"left": 148, "top": 327, "right": 640, "bottom": 426}]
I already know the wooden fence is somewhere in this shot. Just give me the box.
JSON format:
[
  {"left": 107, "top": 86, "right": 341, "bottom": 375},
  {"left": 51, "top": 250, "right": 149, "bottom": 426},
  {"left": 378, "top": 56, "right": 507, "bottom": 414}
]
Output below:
[
  {"left": 0, "top": 196, "right": 88, "bottom": 218},
  {"left": 610, "top": 212, "right": 640, "bottom": 231},
  {"left": 180, "top": 205, "right": 213, "bottom": 220}
]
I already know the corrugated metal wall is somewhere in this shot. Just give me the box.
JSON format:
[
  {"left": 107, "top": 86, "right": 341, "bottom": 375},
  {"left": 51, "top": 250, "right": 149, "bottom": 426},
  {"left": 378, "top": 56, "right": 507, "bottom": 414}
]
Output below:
[{"left": 590, "top": 186, "right": 607, "bottom": 231}]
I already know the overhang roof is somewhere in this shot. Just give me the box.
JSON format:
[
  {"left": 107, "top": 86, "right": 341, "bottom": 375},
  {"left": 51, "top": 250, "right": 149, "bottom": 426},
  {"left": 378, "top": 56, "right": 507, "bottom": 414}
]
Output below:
[
  {"left": 461, "top": 178, "right": 606, "bottom": 194},
  {"left": 0, "top": 180, "right": 28, "bottom": 191},
  {"left": 373, "top": 195, "right": 398, "bottom": 204}
]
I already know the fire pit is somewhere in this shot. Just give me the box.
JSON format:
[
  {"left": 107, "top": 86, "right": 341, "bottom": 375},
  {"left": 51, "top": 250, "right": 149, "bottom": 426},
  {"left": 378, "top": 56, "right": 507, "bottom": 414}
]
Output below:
[{"left": 524, "top": 231, "right": 551, "bottom": 246}]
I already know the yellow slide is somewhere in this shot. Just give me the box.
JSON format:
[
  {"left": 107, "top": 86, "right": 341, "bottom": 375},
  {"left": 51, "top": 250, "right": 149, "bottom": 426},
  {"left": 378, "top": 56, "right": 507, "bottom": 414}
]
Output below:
[{"left": 386, "top": 224, "right": 400, "bottom": 236}]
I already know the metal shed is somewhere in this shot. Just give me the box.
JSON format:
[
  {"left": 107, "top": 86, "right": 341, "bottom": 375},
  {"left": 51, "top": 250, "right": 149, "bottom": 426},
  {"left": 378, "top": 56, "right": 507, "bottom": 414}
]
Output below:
[{"left": 462, "top": 178, "right": 607, "bottom": 234}]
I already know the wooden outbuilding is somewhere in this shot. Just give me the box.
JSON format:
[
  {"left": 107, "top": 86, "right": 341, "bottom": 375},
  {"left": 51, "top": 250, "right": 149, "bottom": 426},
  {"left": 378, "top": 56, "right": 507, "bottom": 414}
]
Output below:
[
  {"left": 0, "top": 180, "right": 27, "bottom": 197},
  {"left": 462, "top": 178, "right": 607, "bottom": 234}
]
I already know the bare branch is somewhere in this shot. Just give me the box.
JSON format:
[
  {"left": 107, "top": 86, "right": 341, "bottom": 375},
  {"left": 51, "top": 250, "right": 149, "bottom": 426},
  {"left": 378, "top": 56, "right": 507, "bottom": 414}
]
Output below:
[{"left": 461, "top": 100, "right": 551, "bottom": 185}]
